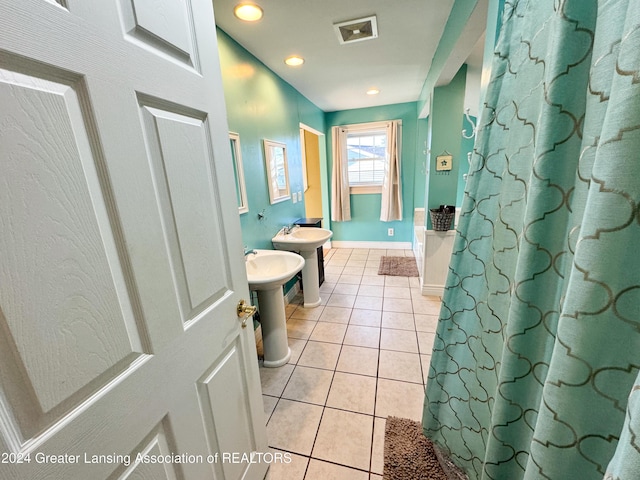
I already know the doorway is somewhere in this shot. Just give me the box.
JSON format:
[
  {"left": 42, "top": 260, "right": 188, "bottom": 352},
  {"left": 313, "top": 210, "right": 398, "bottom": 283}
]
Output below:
[{"left": 299, "top": 123, "right": 329, "bottom": 227}]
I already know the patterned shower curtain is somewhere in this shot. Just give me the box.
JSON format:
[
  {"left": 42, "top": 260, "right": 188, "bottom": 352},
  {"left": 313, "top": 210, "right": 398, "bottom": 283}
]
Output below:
[{"left": 423, "top": 1, "right": 640, "bottom": 479}]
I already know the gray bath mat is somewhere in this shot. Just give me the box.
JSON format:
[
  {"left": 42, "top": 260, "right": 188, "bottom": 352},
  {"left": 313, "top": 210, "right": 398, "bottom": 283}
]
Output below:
[{"left": 378, "top": 256, "right": 419, "bottom": 277}]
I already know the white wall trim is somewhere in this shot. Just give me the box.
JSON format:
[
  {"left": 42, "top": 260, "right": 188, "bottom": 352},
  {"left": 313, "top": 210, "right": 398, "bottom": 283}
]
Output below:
[
  {"left": 421, "top": 283, "right": 445, "bottom": 297},
  {"left": 284, "top": 280, "right": 301, "bottom": 304},
  {"left": 299, "top": 122, "right": 324, "bottom": 137},
  {"left": 331, "top": 241, "right": 412, "bottom": 250}
]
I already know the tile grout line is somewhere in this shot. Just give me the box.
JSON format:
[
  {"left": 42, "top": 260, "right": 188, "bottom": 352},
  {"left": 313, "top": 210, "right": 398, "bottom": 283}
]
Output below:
[
  {"left": 369, "top": 278, "right": 384, "bottom": 478},
  {"left": 412, "top": 294, "right": 429, "bottom": 397},
  {"left": 301, "top": 340, "right": 344, "bottom": 478},
  {"left": 262, "top": 248, "right": 422, "bottom": 479},
  {"left": 303, "top": 248, "right": 355, "bottom": 479}
]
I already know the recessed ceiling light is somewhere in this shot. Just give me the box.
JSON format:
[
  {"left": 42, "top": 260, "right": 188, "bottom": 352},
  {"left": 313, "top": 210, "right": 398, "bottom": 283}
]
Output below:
[
  {"left": 234, "top": 3, "right": 263, "bottom": 22},
  {"left": 285, "top": 55, "right": 304, "bottom": 67},
  {"left": 366, "top": 88, "right": 380, "bottom": 95}
]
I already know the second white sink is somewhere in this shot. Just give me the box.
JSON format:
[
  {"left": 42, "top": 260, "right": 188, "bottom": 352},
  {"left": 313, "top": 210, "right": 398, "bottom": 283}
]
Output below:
[
  {"left": 272, "top": 226, "right": 333, "bottom": 251},
  {"left": 272, "top": 226, "right": 333, "bottom": 308}
]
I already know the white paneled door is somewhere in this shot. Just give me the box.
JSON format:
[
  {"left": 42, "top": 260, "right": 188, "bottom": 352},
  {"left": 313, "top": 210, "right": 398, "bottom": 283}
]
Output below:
[{"left": 0, "top": 1, "right": 268, "bottom": 479}]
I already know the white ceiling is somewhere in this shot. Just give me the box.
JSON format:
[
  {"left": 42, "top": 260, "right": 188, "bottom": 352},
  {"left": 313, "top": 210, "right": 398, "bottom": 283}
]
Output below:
[{"left": 212, "top": 0, "right": 486, "bottom": 113}]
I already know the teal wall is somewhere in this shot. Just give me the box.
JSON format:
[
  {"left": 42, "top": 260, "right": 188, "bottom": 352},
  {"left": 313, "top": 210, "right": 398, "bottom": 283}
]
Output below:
[
  {"left": 426, "top": 65, "right": 467, "bottom": 229},
  {"left": 418, "top": 0, "right": 479, "bottom": 115},
  {"left": 415, "top": 117, "right": 429, "bottom": 209},
  {"left": 217, "top": 25, "right": 482, "bottom": 242},
  {"left": 325, "top": 103, "right": 420, "bottom": 243},
  {"left": 217, "top": 29, "right": 325, "bottom": 249}
]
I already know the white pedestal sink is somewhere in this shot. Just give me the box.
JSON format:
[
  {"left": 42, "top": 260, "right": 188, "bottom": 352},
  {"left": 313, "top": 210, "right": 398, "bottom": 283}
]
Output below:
[
  {"left": 246, "top": 249, "right": 304, "bottom": 367},
  {"left": 272, "top": 226, "right": 333, "bottom": 308}
]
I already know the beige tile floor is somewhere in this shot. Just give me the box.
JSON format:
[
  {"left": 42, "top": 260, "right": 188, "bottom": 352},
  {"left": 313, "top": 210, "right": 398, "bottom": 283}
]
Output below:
[{"left": 257, "top": 248, "right": 440, "bottom": 480}]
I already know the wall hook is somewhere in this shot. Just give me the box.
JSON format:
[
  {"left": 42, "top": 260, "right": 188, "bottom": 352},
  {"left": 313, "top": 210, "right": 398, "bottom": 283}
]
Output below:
[
  {"left": 463, "top": 152, "right": 472, "bottom": 182},
  {"left": 462, "top": 108, "right": 477, "bottom": 139}
]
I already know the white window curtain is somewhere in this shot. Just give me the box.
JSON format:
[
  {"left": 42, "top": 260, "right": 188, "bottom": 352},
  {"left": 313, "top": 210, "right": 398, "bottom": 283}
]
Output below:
[
  {"left": 380, "top": 120, "right": 402, "bottom": 221},
  {"left": 330, "top": 126, "right": 351, "bottom": 221},
  {"left": 331, "top": 121, "right": 403, "bottom": 222}
]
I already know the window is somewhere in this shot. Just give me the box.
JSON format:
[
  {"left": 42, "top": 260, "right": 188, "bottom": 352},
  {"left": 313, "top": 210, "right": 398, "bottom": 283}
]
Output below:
[
  {"left": 341, "top": 121, "right": 397, "bottom": 193},
  {"left": 331, "top": 119, "right": 402, "bottom": 222},
  {"left": 347, "top": 128, "right": 387, "bottom": 188}
]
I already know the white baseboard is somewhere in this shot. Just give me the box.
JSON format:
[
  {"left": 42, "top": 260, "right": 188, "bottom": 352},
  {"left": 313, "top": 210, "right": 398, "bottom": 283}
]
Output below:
[
  {"left": 421, "top": 283, "right": 444, "bottom": 297},
  {"left": 284, "top": 280, "right": 301, "bottom": 304},
  {"left": 331, "top": 241, "right": 412, "bottom": 250}
]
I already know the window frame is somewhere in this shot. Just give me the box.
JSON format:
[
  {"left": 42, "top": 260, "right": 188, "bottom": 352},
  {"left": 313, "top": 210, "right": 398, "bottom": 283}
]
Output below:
[
  {"left": 341, "top": 120, "right": 396, "bottom": 194},
  {"left": 263, "top": 139, "right": 291, "bottom": 204},
  {"left": 229, "top": 132, "right": 249, "bottom": 214}
]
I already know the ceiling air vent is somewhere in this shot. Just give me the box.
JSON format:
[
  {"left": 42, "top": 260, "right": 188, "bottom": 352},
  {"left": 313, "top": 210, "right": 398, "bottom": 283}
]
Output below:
[{"left": 333, "top": 15, "right": 378, "bottom": 45}]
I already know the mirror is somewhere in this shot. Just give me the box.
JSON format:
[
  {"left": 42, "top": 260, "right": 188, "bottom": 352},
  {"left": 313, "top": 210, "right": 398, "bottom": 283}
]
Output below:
[
  {"left": 263, "top": 139, "right": 290, "bottom": 204},
  {"left": 229, "top": 132, "right": 249, "bottom": 214}
]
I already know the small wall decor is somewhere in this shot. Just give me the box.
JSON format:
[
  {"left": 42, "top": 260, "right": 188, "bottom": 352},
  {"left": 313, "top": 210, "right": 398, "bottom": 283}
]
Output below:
[{"left": 436, "top": 151, "right": 453, "bottom": 171}]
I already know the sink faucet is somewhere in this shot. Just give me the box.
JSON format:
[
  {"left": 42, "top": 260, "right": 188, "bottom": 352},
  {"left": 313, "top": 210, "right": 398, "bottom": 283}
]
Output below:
[
  {"left": 282, "top": 224, "right": 295, "bottom": 234},
  {"left": 244, "top": 247, "right": 257, "bottom": 256}
]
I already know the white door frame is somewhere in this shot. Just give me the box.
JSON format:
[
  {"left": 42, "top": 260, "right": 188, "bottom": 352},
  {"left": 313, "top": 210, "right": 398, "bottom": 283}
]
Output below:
[{"left": 299, "top": 122, "right": 329, "bottom": 230}]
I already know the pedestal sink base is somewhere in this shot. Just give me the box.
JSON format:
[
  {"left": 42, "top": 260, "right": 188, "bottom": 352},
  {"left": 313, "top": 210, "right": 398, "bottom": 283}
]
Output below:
[
  {"left": 257, "top": 288, "right": 291, "bottom": 368},
  {"left": 263, "top": 347, "right": 291, "bottom": 368},
  {"left": 300, "top": 249, "right": 321, "bottom": 308}
]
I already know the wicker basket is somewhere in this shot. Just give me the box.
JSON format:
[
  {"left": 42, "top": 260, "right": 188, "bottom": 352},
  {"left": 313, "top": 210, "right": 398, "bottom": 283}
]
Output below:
[{"left": 429, "top": 209, "right": 454, "bottom": 231}]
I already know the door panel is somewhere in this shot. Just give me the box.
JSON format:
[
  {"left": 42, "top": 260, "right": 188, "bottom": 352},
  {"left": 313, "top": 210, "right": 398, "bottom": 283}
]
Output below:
[
  {"left": 115, "top": 419, "right": 182, "bottom": 480},
  {"left": 128, "top": 0, "right": 193, "bottom": 55},
  {"left": 0, "top": 0, "right": 267, "bottom": 478},
  {"left": 139, "top": 104, "right": 229, "bottom": 317},
  {"left": 0, "top": 61, "right": 147, "bottom": 442},
  {"left": 198, "top": 341, "right": 259, "bottom": 480},
  {"left": 119, "top": 0, "right": 198, "bottom": 67}
]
